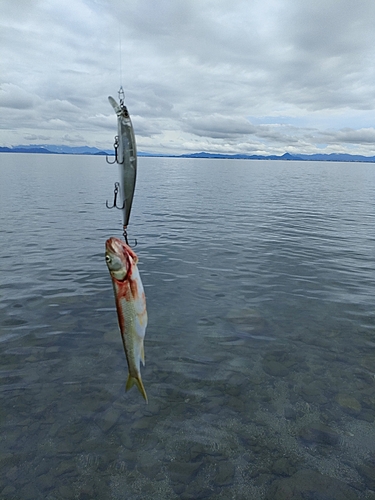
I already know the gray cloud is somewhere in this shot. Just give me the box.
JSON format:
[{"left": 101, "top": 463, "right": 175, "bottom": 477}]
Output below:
[
  {"left": 1, "top": 0, "right": 375, "bottom": 154},
  {"left": 0, "top": 84, "right": 40, "bottom": 109},
  {"left": 318, "top": 127, "right": 375, "bottom": 145},
  {"left": 24, "top": 133, "right": 51, "bottom": 141},
  {"left": 183, "top": 114, "right": 257, "bottom": 138}
]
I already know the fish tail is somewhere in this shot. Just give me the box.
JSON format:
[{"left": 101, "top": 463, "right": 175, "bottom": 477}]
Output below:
[{"left": 126, "top": 373, "right": 148, "bottom": 403}]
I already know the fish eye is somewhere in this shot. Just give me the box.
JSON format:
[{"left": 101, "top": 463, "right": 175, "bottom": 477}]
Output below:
[{"left": 105, "top": 255, "right": 111, "bottom": 263}]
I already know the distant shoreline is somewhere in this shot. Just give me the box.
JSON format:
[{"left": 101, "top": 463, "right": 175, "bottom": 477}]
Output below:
[{"left": 1, "top": 146, "right": 375, "bottom": 163}]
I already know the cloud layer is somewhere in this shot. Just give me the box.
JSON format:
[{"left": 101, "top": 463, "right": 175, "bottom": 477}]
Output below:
[{"left": 1, "top": 0, "right": 375, "bottom": 154}]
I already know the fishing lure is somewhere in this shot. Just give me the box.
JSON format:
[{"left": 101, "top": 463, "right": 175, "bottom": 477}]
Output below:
[{"left": 106, "top": 88, "right": 137, "bottom": 243}]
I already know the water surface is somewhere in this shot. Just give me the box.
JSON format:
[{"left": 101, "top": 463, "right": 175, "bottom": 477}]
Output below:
[{"left": 1, "top": 154, "right": 375, "bottom": 499}]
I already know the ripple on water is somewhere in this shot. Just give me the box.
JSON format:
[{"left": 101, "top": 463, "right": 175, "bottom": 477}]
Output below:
[{"left": 1, "top": 157, "right": 375, "bottom": 498}]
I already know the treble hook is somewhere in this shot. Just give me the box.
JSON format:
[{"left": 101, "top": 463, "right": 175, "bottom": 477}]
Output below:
[
  {"left": 106, "top": 182, "right": 125, "bottom": 209},
  {"left": 123, "top": 226, "right": 137, "bottom": 247},
  {"left": 106, "top": 136, "right": 124, "bottom": 165}
]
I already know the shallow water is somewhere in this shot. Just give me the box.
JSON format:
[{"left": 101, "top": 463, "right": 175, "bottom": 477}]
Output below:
[{"left": 1, "top": 154, "right": 375, "bottom": 499}]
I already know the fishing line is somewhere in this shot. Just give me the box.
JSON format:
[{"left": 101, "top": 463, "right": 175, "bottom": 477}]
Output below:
[{"left": 118, "top": 23, "right": 123, "bottom": 92}]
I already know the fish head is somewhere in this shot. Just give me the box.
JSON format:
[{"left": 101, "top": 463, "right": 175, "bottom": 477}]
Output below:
[{"left": 105, "top": 237, "right": 138, "bottom": 281}]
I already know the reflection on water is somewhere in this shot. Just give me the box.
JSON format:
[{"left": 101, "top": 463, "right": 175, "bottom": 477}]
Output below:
[{"left": 1, "top": 154, "right": 375, "bottom": 499}]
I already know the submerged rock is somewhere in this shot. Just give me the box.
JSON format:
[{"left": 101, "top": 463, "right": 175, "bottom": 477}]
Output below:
[
  {"left": 214, "top": 460, "right": 235, "bottom": 486},
  {"left": 271, "top": 458, "right": 296, "bottom": 477},
  {"left": 95, "top": 407, "right": 121, "bottom": 433},
  {"left": 262, "top": 359, "right": 289, "bottom": 377},
  {"left": 357, "top": 463, "right": 375, "bottom": 490},
  {"left": 262, "top": 349, "right": 304, "bottom": 378},
  {"left": 284, "top": 407, "right": 297, "bottom": 421},
  {"left": 168, "top": 460, "right": 202, "bottom": 486},
  {"left": 336, "top": 394, "right": 362, "bottom": 415},
  {"left": 298, "top": 423, "right": 340, "bottom": 446},
  {"left": 265, "top": 469, "right": 359, "bottom": 500}
]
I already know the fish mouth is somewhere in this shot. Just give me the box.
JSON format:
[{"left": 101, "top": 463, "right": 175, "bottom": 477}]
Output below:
[
  {"left": 105, "top": 237, "right": 137, "bottom": 272},
  {"left": 105, "top": 237, "right": 129, "bottom": 280},
  {"left": 106, "top": 237, "right": 123, "bottom": 254}
]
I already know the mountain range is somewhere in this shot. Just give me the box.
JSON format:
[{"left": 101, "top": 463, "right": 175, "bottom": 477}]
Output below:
[{"left": 1, "top": 145, "right": 375, "bottom": 163}]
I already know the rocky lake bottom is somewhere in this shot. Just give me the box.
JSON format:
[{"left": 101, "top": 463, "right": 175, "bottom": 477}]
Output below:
[{"left": 1, "top": 288, "right": 375, "bottom": 499}]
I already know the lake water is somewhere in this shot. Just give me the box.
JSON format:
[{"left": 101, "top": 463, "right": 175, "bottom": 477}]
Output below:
[{"left": 0, "top": 153, "right": 375, "bottom": 499}]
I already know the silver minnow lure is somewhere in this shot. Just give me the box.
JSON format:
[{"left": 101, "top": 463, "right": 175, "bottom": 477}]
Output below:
[{"left": 108, "top": 95, "right": 137, "bottom": 229}]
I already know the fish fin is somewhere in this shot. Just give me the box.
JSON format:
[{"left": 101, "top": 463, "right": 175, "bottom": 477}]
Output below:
[
  {"left": 126, "top": 374, "right": 148, "bottom": 403},
  {"left": 141, "top": 344, "right": 145, "bottom": 366}
]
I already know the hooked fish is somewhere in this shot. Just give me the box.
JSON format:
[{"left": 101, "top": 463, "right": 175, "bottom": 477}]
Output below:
[
  {"left": 105, "top": 237, "right": 148, "bottom": 402},
  {"left": 108, "top": 95, "right": 137, "bottom": 229}
]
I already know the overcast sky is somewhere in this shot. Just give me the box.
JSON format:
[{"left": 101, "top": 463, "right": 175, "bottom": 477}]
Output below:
[{"left": 1, "top": 0, "right": 375, "bottom": 155}]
